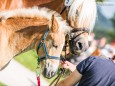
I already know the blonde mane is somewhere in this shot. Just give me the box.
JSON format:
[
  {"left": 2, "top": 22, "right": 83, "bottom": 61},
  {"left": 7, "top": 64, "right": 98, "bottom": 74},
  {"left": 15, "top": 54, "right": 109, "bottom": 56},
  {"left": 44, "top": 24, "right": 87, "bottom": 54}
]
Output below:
[
  {"left": 68, "top": 0, "right": 97, "bottom": 32},
  {"left": 0, "top": 7, "right": 72, "bottom": 34}
]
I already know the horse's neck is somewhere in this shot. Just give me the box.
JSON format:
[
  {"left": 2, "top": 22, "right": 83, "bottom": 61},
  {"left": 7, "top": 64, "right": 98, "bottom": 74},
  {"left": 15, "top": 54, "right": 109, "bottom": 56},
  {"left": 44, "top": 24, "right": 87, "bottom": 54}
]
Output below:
[
  {"left": 0, "top": 0, "right": 53, "bottom": 11},
  {"left": 0, "top": 17, "right": 48, "bottom": 70},
  {"left": 5, "top": 19, "right": 48, "bottom": 55},
  {"left": 23, "top": 0, "right": 53, "bottom": 7},
  {"left": 39, "top": 0, "right": 64, "bottom": 13},
  {"left": 0, "top": 0, "right": 23, "bottom": 11},
  {"left": 39, "top": 0, "right": 67, "bottom": 22}
]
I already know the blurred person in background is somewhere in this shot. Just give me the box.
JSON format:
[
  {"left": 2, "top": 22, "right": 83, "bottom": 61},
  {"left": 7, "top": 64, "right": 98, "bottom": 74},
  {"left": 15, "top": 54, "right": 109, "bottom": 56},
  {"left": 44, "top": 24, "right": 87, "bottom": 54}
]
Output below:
[
  {"left": 97, "top": 37, "right": 107, "bottom": 49},
  {"left": 99, "top": 39, "right": 115, "bottom": 59}
]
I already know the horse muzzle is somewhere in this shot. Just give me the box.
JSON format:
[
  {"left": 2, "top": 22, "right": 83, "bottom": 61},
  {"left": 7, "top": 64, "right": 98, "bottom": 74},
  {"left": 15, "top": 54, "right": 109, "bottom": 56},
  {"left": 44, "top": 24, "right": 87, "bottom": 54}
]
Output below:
[
  {"left": 42, "top": 67, "right": 57, "bottom": 79},
  {"left": 69, "top": 39, "right": 89, "bottom": 55}
]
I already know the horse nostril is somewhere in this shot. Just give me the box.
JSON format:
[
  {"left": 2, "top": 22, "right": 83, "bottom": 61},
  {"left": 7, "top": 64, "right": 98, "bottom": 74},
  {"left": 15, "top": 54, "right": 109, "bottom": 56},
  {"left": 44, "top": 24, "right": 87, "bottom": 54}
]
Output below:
[
  {"left": 51, "top": 72, "right": 55, "bottom": 76},
  {"left": 43, "top": 68, "right": 47, "bottom": 76},
  {"left": 77, "top": 42, "right": 82, "bottom": 50}
]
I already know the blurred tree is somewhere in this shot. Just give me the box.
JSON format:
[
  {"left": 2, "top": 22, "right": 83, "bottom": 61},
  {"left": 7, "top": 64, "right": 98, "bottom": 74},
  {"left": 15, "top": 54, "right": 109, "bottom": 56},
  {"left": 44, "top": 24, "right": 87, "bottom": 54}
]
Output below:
[
  {"left": 108, "top": 13, "right": 115, "bottom": 41},
  {"left": 111, "top": 13, "right": 115, "bottom": 30}
]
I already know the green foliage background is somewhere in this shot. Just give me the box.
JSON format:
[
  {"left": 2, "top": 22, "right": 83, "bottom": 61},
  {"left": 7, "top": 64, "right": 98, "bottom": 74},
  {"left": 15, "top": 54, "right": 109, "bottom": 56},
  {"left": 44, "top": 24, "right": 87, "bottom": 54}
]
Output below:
[{"left": 94, "top": 0, "right": 115, "bottom": 42}]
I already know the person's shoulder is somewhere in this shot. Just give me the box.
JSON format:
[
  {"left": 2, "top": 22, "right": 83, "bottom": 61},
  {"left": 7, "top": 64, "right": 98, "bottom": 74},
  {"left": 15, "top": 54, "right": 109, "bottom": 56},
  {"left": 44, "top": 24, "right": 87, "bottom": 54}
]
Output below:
[
  {"left": 86, "top": 55, "right": 107, "bottom": 61},
  {"left": 84, "top": 56, "right": 97, "bottom": 62},
  {"left": 76, "top": 56, "right": 97, "bottom": 74},
  {"left": 86, "top": 56, "right": 109, "bottom": 62}
]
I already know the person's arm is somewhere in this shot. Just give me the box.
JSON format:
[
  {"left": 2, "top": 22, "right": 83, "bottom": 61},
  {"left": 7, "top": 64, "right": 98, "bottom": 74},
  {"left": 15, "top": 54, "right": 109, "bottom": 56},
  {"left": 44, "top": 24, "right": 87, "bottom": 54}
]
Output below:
[
  {"left": 60, "top": 61, "right": 76, "bottom": 72},
  {"left": 56, "top": 69, "right": 82, "bottom": 86}
]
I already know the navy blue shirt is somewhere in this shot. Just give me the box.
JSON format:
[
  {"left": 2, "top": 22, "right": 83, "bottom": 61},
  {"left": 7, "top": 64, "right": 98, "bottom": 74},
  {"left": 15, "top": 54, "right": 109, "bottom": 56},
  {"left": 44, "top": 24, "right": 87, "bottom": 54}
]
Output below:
[{"left": 76, "top": 56, "right": 115, "bottom": 86}]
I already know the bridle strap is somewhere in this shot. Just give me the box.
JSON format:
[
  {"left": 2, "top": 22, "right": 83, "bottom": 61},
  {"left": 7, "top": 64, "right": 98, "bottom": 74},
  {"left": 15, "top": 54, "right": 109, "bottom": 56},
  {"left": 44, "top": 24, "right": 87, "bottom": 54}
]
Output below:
[
  {"left": 70, "top": 28, "right": 89, "bottom": 40},
  {"left": 60, "top": 5, "right": 66, "bottom": 14},
  {"left": 71, "top": 28, "right": 89, "bottom": 33},
  {"left": 37, "top": 28, "right": 49, "bottom": 54},
  {"left": 37, "top": 28, "right": 60, "bottom": 64}
]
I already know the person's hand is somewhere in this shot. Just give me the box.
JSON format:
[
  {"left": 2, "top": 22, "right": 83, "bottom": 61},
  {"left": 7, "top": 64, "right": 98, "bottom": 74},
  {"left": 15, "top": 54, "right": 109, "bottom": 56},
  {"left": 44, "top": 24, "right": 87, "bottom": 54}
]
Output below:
[{"left": 60, "top": 61, "right": 76, "bottom": 72}]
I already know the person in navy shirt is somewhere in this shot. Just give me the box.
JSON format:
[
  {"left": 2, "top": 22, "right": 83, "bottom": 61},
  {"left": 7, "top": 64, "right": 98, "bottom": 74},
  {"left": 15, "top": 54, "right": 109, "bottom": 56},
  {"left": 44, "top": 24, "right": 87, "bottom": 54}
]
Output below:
[{"left": 57, "top": 56, "right": 115, "bottom": 86}]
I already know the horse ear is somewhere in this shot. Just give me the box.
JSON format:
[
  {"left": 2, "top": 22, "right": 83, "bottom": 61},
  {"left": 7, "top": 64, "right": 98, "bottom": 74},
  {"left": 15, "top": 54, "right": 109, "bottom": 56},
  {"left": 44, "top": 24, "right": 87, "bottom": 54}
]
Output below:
[{"left": 51, "top": 14, "right": 59, "bottom": 33}]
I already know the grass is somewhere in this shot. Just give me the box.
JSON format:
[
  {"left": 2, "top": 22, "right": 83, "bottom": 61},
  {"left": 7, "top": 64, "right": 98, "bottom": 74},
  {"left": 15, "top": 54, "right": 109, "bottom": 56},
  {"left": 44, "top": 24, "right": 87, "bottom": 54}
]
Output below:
[
  {"left": 0, "top": 82, "right": 6, "bottom": 86},
  {"left": 14, "top": 49, "right": 67, "bottom": 83},
  {"left": 15, "top": 49, "right": 38, "bottom": 71}
]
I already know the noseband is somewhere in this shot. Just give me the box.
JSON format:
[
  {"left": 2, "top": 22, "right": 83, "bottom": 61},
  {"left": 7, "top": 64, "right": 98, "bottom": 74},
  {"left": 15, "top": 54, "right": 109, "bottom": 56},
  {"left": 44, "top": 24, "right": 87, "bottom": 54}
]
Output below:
[
  {"left": 70, "top": 27, "right": 89, "bottom": 40},
  {"left": 36, "top": 28, "right": 60, "bottom": 63}
]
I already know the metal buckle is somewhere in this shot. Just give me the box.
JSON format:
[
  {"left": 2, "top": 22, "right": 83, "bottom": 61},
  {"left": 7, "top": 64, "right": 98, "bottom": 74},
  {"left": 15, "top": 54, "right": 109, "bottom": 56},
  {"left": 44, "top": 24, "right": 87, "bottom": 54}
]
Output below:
[{"left": 65, "top": 0, "right": 74, "bottom": 6}]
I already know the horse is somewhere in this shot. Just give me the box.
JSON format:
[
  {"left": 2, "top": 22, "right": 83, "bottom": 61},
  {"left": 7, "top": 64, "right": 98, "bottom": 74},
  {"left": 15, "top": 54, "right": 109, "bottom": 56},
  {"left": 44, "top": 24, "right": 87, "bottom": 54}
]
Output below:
[
  {"left": 40, "top": 0, "right": 97, "bottom": 55},
  {"left": 0, "top": 7, "right": 73, "bottom": 79},
  {"left": 0, "top": 0, "right": 97, "bottom": 55}
]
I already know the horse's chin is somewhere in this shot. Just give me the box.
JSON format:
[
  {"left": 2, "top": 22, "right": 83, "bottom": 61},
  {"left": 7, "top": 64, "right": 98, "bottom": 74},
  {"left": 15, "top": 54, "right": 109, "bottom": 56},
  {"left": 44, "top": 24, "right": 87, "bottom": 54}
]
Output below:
[
  {"left": 43, "top": 74, "right": 56, "bottom": 79},
  {"left": 42, "top": 70, "right": 57, "bottom": 79}
]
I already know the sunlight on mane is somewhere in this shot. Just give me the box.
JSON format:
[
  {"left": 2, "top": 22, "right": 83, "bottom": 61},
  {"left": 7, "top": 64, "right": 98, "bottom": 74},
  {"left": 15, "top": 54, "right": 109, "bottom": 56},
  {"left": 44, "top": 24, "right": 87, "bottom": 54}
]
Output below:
[
  {"left": 0, "top": 7, "right": 54, "bottom": 20},
  {"left": 68, "top": 0, "right": 97, "bottom": 32},
  {"left": 0, "top": 7, "right": 72, "bottom": 34}
]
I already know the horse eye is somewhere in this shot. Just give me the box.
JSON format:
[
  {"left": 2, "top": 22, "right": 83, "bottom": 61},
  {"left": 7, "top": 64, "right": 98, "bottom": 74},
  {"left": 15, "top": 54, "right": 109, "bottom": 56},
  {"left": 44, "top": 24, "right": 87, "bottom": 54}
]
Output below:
[{"left": 52, "top": 42, "right": 58, "bottom": 48}]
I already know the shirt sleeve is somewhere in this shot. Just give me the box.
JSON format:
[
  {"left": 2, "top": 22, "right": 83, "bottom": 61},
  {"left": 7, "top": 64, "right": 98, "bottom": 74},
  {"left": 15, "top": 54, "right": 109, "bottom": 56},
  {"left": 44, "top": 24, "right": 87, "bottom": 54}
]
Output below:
[{"left": 76, "top": 56, "right": 95, "bottom": 74}]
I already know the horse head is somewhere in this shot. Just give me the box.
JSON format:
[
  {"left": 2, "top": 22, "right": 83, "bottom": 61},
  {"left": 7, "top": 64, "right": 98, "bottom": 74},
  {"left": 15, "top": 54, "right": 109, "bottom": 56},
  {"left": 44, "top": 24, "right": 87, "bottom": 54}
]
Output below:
[
  {"left": 0, "top": 7, "right": 73, "bottom": 78},
  {"left": 37, "top": 15, "right": 72, "bottom": 78},
  {"left": 66, "top": 0, "right": 97, "bottom": 55}
]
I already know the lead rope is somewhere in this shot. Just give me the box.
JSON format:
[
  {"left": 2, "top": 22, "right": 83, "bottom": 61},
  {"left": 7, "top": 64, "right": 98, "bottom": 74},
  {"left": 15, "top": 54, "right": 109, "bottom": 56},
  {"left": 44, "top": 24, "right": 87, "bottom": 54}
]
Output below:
[
  {"left": 36, "top": 62, "right": 41, "bottom": 86},
  {"left": 36, "top": 64, "right": 41, "bottom": 86}
]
